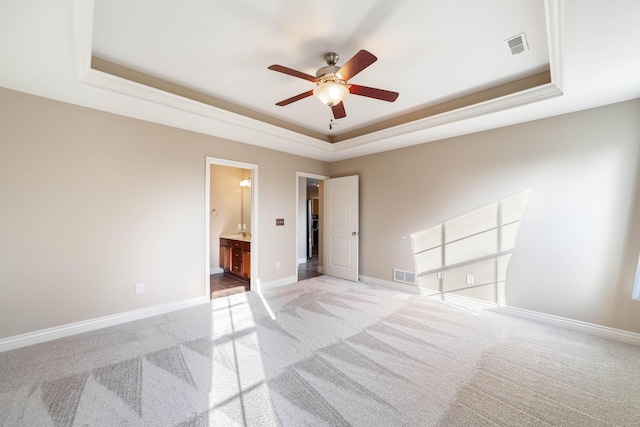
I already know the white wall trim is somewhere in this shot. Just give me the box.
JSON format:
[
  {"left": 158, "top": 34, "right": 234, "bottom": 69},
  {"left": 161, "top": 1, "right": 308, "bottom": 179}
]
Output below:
[
  {"left": 6, "top": 276, "right": 636, "bottom": 355},
  {"left": 545, "top": 0, "right": 565, "bottom": 92},
  {"left": 0, "top": 296, "right": 209, "bottom": 353},
  {"left": 259, "top": 275, "right": 297, "bottom": 292},
  {"left": 72, "top": 0, "right": 93, "bottom": 78},
  {"left": 72, "top": 1, "right": 564, "bottom": 164},
  {"left": 298, "top": 257, "right": 308, "bottom": 264},
  {"left": 438, "top": 293, "right": 500, "bottom": 310},
  {"left": 359, "top": 275, "right": 424, "bottom": 295},
  {"left": 360, "top": 275, "right": 640, "bottom": 346},
  {"left": 210, "top": 267, "right": 224, "bottom": 275},
  {"left": 360, "top": 275, "right": 499, "bottom": 309},
  {"left": 494, "top": 306, "right": 640, "bottom": 346}
]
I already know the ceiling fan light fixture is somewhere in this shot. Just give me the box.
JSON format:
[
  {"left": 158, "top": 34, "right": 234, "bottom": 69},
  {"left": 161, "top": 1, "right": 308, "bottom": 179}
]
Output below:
[
  {"left": 313, "top": 75, "right": 350, "bottom": 107},
  {"left": 269, "top": 50, "right": 397, "bottom": 117}
]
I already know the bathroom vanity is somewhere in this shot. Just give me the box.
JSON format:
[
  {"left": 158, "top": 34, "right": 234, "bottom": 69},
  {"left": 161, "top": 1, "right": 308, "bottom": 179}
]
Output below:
[{"left": 220, "top": 236, "right": 250, "bottom": 283}]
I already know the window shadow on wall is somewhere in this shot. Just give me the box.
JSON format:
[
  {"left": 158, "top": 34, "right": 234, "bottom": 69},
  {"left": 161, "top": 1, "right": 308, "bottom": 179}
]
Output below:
[{"left": 410, "top": 191, "right": 530, "bottom": 306}]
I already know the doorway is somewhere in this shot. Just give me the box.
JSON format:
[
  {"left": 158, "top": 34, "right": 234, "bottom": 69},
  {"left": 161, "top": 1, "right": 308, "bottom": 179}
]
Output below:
[
  {"left": 205, "top": 157, "right": 258, "bottom": 298},
  {"left": 296, "top": 172, "right": 327, "bottom": 281},
  {"left": 296, "top": 173, "right": 360, "bottom": 283}
]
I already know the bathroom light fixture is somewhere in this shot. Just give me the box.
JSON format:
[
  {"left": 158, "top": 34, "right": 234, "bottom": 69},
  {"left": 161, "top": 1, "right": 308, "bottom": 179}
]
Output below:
[{"left": 240, "top": 177, "right": 251, "bottom": 187}]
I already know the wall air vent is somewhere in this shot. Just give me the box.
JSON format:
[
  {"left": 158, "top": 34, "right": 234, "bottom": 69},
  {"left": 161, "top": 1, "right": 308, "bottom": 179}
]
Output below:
[
  {"left": 394, "top": 269, "right": 416, "bottom": 285},
  {"left": 506, "top": 33, "right": 529, "bottom": 55}
]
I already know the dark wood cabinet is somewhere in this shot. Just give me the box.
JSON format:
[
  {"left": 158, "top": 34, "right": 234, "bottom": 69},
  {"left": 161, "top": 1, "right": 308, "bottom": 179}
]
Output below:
[
  {"left": 220, "top": 244, "right": 231, "bottom": 273},
  {"left": 220, "top": 238, "right": 250, "bottom": 283},
  {"left": 242, "top": 250, "right": 251, "bottom": 279}
]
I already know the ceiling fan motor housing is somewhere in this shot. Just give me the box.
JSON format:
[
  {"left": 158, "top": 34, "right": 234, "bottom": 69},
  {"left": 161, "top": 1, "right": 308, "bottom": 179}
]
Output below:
[
  {"left": 317, "top": 52, "right": 342, "bottom": 78},
  {"left": 316, "top": 65, "right": 341, "bottom": 78}
]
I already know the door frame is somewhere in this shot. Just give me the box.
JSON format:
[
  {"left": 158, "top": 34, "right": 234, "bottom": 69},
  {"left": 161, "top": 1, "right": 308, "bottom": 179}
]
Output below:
[
  {"left": 205, "top": 157, "right": 258, "bottom": 295},
  {"left": 296, "top": 171, "right": 329, "bottom": 282}
]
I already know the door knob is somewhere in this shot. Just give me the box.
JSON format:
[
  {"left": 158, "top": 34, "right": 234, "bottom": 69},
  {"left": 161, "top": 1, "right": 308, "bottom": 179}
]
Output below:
[{"left": 352, "top": 231, "right": 359, "bottom": 236}]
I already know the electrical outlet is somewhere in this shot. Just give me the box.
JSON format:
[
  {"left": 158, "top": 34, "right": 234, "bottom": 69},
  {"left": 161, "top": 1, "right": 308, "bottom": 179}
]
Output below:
[
  {"left": 135, "top": 283, "right": 144, "bottom": 294},
  {"left": 275, "top": 262, "right": 280, "bottom": 270},
  {"left": 466, "top": 275, "right": 474, "bottom": 285},
  {"left": 276, "top": 218, "right": 285, "bottom": 226}
]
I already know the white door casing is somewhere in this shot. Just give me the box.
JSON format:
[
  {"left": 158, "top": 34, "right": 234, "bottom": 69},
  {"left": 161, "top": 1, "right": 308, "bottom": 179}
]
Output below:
[{"left": 324, "top": 175, "right": 359, "bottom": 282}]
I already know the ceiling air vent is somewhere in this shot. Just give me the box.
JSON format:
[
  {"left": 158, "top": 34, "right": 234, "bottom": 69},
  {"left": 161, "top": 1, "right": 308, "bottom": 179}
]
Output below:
[{"left": 506, "top": 33, "right": 529, "bottom": 55}]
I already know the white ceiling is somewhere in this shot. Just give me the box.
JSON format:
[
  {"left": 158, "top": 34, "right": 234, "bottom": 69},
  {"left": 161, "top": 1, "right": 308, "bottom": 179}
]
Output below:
[
  {"left": 1, "top": 1, "right": 640, "bottom": 162},
  {"left": 92, "top": 0, "right": 549, "bottom": 137}
]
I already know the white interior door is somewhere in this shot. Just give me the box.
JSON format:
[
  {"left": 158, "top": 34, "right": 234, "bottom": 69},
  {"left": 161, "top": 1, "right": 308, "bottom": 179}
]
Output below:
[{"left": 324, "top": 175, "right": 359, "bottom": 281}]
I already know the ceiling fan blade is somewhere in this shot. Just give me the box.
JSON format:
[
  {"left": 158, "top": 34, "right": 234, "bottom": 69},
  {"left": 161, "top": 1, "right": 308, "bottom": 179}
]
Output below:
[
  {"left": 275, "top": 90, "right": 314, "bottom": 106},
  {"left": 331, "top": 102, "right": 346, "bottom": 119},
  {"left": 336, "top": 50, "right": 377, "bottom": 81},
  {"left": 268, "top": 65, "right": 318, "bottom": 82},
  {"left": 349, "top": 84, "right": 399, "bottom": 102}
]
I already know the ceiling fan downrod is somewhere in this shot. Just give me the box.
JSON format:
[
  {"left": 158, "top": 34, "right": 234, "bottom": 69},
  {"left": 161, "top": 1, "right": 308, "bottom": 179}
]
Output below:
[
  {"left": 316, "top": 52, "right": 342, "bottom": 78},
  {"left": 324, "top": 52, "right": 339, "bottom": 66}
]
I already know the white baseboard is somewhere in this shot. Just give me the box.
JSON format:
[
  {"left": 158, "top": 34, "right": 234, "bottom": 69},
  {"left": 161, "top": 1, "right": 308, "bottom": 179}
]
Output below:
[
  {"left": 361, "top": 275, "right": 498, "bottom": 309},
  {"left": 440, "top": 293, "right": 500, "bottom": 310},
  {"left": 298, "top": 257, "right": 307, "bottom": 264},
  {"left": 359, "top": 275, "right": 424, "bottom": 294},
  {"left": 6, "top": 277, "right": 637, "bottom": 353},
  {"left": 494, "top": 306, "right": 640, "bottom": 346},
  {"left": 318, "top": 266, "right": 324, "bottom": 274},
  {"left": 210, "top": 267, "right": 224, "bottom": 275},
  {"left": 259, "top": 275, "right": 297, "bottom": 291},
  {"left": 0, "top": 296, "right": 209, "bottom": 353},
  {"left": 359, "top": 275, "right": 640, "bottom": 346}
]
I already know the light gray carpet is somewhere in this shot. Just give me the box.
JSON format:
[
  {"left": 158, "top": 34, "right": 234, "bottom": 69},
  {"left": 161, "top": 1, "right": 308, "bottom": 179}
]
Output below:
[{"left": 1, "top": 276, "right": 639, "bottom": 426}]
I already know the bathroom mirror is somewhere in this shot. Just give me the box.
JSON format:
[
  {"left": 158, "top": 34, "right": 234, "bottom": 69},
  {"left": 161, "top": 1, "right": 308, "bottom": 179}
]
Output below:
[{"left": 240, "top": 169, "right": 251, "bottom": 234}]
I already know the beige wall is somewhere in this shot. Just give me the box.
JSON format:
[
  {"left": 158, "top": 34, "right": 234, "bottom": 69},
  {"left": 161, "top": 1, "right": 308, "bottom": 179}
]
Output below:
[
  {"left": 330, "top": 99, "right": 640, "bottom": 333},
  {"left": 2, "top": 85, "right": 639, "bottom": 339},
  {"left": 0, "top": 87, "right": 327, "bottom": 339}
]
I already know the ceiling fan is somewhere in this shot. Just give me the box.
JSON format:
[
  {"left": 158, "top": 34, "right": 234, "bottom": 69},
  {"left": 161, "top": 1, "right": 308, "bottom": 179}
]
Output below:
[{"left": 268, "top": 50, "right": 399, "bottom": 120}]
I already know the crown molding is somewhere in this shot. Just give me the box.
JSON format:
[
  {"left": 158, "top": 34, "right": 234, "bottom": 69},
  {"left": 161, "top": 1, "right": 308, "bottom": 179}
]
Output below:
[{"left": 73, "top": 0, "right": 564, "bottom": 162}]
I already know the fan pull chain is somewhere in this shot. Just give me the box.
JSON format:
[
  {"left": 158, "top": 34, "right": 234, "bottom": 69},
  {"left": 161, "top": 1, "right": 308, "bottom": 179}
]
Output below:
[{"left": 329, "top": 111, "right": 339, "bottom": 130}]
